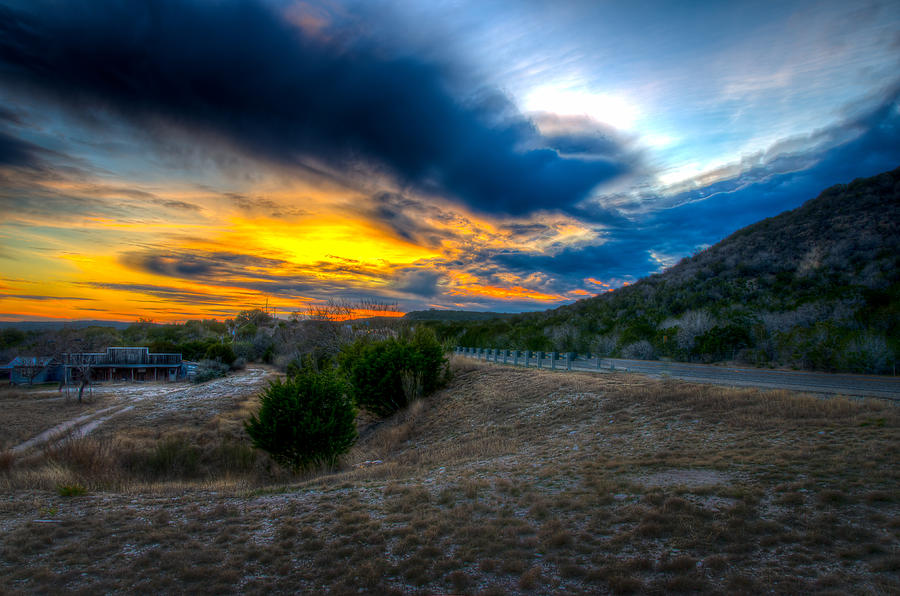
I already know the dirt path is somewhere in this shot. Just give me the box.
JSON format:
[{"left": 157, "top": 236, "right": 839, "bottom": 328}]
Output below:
[{"left": 9, "top": 367, "right": 273, "bottom": 454}]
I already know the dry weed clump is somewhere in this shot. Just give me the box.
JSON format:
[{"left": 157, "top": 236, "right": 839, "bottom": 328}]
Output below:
[{"left": 1, "top": 430, "right": 278, "bottom": 492}]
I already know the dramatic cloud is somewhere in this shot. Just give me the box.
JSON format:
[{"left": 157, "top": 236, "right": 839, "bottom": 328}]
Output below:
[
  {"left": 482, "top": 91, "right": 900, "bottom": 283},
  {"left": 0, "top": 0, "right": 632, "bottom": 216},
  {"left": 120, "top": 250, "right": 291, "bottom": 281}
]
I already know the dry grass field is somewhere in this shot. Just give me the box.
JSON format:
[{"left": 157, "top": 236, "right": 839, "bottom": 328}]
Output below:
[{"left": 1, "top": 357, "right": 898, "bottom": 594}]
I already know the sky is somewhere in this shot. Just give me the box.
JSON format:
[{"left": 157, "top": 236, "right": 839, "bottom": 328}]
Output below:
[{"left": 0, "top": 0, "right": 898, "bottom": 322}]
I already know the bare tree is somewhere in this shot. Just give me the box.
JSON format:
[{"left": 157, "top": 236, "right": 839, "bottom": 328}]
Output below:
[
  {"left": 674, "top": 309, "right": 716, "bottom": 351},
  {"left": 14, "top": 357, "right": 47, "bottom": 386},
  {"left": 274, "top": 299, "right": 402, "bottom": 371},
  {"left": 64, "top": 339, "right": 95, "bottom": 403}
]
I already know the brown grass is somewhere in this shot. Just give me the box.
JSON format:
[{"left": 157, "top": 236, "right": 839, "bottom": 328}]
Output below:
[
  {"left": 0, "top": 384, "right": 115, "bottom": 450},
  {"left": 0, "top": 360, "right": 898, "bottom": 594}
]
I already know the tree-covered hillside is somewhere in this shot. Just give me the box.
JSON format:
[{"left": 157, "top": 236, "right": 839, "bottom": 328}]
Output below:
[{"left": 429, "top": 167, "right": 900, "bottom": 373}]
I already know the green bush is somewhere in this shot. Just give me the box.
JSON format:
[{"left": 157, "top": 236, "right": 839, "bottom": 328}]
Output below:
[
  {"left": 694, "top": 324, "right": 752, "bottom": 361},
  {"left": 244, "top": 370, "right": 357, "bottom": 470},
  {"left": 192, "top": 359, "right": 230, "bottom": 383},
  {"left": 205, "top": 343, "right": 237, "bottom": 366},
  {"left": 339, "top": 327, "right": 448, "bottom": 417}
]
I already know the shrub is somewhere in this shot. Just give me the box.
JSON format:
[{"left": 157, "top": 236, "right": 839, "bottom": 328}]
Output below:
[
  {"left": 621, "top": 340, "right": 655, "bottom": 360},
  {"left": 844, "top": 332, "right": 893, "bottom": 374},
  {"left": 339, "top": 327, "right": 448, "bottom": 417},
  {"left": 245, "top": 369, "right": 357, "bottom": 470},
  {"left": 204, "top": 343, "right": 237, "bottom": 366},
  {"left": 695, "top": 324, "right": 751, "bottom": 360},
  {"left": 193, "top": 359, "right": 230, "bottom": 383}
]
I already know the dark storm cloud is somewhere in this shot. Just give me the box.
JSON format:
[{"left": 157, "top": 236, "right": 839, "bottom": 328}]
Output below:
[{"left": 0, "top": 0, "right": 632, "bottom": 216}]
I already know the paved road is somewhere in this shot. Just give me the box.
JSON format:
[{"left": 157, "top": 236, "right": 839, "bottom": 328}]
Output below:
[{"left": 461, "top": 352, "right": 900, "bottom": 400}]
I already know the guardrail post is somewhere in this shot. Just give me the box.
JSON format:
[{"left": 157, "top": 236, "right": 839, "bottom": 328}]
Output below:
[
  {"left": 502, "top": 349, "right": 507, "bottom": 364},
  {"left": 524, "top": 350, "right": 530, "bottom": 367},
  {"left": 566, "top": 352, "right": 573, "bottom": 370},
  {"left": 493, "top": 348, "right": 498, "bottom": 363},
  {"left": 513, "top": 350, "right": 519, "bottom": 366},
  {"left": 536, "top": 351, "right": 543, "bottom": 369},
  {"left": 550, "top": 352, "right": 557, "bottom": 370}
]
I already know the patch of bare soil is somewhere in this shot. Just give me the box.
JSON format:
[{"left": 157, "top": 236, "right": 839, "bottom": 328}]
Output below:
[
  {"left": 629, "top": 469, "right": 733, "bottom": 489},
  {"left": 3, "top": 368, "right": 275, "bottom": 455},
  {"left": 1, "top": 360, "right": 898, "bottom": 594}
]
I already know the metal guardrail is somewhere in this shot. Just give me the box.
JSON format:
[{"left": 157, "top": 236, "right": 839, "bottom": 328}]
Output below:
[
  {"left": 453, "top": 346, "right": 900, "bottom": 400},
  {"left": 453, "top": 346, "right": 617, "bottom": 371}
]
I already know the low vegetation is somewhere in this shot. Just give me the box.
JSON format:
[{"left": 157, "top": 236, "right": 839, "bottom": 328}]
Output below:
[{"left": 1, "top": 358, "right": 898, "bottom": 593}]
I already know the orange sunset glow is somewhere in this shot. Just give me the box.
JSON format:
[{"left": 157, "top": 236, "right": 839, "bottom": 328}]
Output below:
[{"left": 1, "top": 0, "right": 897, "bottom": 323}]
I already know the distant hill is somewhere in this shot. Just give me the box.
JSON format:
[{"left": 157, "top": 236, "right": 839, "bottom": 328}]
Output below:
[
  {"left": 0, "top": 320, "right": 133, "bottom": 331},
  {"left": 403, "top": 310, "right": 514, "bottom": 322},
  {"left": 430, "top": 166, "right": 900, "bottom": 373}
]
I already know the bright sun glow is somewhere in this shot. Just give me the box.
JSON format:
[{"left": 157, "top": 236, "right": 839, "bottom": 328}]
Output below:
[{"left": 523, "top": 86, "right": 640, "bottom": 130}]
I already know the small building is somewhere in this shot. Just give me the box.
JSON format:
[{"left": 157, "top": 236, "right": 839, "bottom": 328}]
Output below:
[
  {"left": 4, "top": 356, "right": 64, "bottom": 384},
  {"left": 63, "top": 347, "right": 183, "bottom": 383},
  {"left": 5, "top": 347, "right": 184, "bottom": 385}
]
